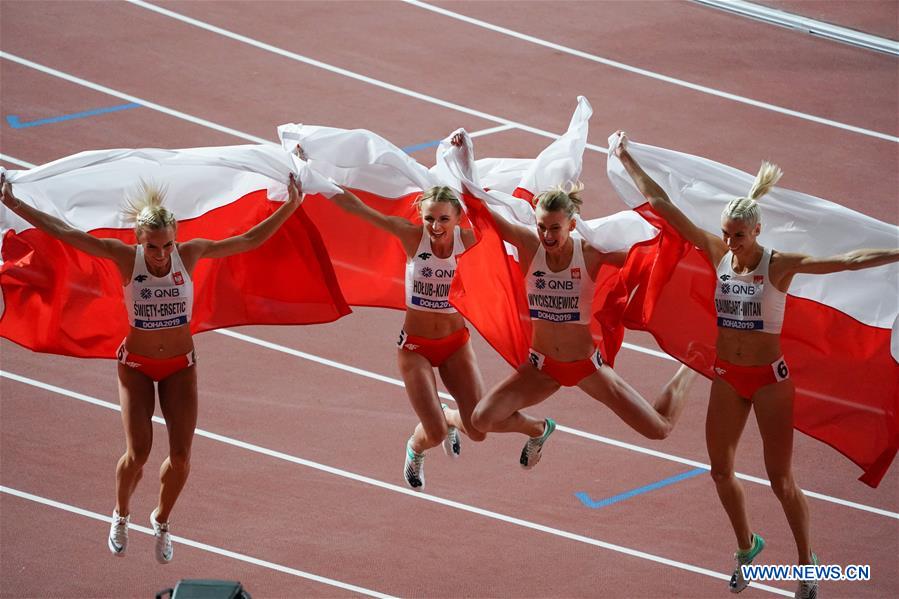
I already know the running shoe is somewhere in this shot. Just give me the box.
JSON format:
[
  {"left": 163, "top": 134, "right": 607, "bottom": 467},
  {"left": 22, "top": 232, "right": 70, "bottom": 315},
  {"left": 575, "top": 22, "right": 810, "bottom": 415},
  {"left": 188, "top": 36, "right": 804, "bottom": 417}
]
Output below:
[
  {"left": 150, "top": 508, "right": 173, "bottom": 564},
  {"left": 404, "top": 438, "right": 426, "bottom": 490},
  {"left": 729, "top": 533, "right": 766, "bottom": 593},
  {"left": 108, "top": 510, "right": 129, "bottom": 557},
  {"left": 795, "top": 553, "right": 819, "bottom": 599},
  {"left": 441, "top": 403, "right": 461, "bottom": 458},
  {"left": 519, "top": 418, "right": 556, "bottom": 470}
]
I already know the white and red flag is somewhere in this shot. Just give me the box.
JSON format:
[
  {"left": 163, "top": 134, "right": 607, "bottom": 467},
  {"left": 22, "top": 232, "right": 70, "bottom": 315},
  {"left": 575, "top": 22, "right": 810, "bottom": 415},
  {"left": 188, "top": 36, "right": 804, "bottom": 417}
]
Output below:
[
  {"left": 606, "top": 133, "right": 899, "bottom": 487},
  {"left": 437, "top": 97, "right": 657, "bottom": 367},
  {"left": 281, "top": 98, "right": 656, "bottom": 367},
  {"left": 278, "top": 123, "right": 437, "bottom": 310},
  {"left": 0, "top": 145, "right": 350, "bottom": 358}
]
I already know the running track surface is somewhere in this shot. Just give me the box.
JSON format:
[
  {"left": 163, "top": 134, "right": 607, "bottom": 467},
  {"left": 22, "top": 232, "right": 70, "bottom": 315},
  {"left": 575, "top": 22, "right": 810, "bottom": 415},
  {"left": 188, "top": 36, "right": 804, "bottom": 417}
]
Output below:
[{"left": 1, "top": 2, "right": 897, "bottom": 598}]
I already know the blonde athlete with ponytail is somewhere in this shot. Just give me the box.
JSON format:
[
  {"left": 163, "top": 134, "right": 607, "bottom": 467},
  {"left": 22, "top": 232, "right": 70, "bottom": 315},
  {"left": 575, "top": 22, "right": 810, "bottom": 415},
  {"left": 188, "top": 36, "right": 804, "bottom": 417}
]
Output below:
[
  {"left": 615, "top": 133, "right": 899, "bottom": 599},
  {"left": 457, "top": 135, "right": 696, "bottom": 472},
  {"left": 1, "top": 171, "right": 303, "bottom": 564},
  {"left": 303, "top": 140, "right": 485, "bottom": 491}
]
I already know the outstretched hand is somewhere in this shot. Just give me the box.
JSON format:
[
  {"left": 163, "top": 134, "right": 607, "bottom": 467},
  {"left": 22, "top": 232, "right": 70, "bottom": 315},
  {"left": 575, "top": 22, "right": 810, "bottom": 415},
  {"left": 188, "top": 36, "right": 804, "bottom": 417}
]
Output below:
[
  {"left": 451, "top": 132, "right": 466, "bottom": 148},
  {"left": 293, "top": 143, "right": 308, "bottom": 162}
]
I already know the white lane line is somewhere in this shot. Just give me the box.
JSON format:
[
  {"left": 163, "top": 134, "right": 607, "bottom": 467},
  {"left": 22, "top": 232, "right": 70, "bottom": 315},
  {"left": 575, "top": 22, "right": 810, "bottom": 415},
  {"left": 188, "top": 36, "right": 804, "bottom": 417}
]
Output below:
[
  {"left": 207, "top": 332, "right": 899, "bottom": 520},
  {"left": 0, "top": 486, "right": 396, "bottom": 599},
  {"left": 124, "top": 0, "right": 609, "bottom": 153},
  {"left": 692, "top": 0, "right": 899, "bottom": 56},
  {"left": 403, "top": 0, "right": 899, "bottom": 143},
  {"left": 470, "top": 123, "right": 517, "bottom": 138},
  {"left": 0, "top": 154, "right": 37, "bottom": 168},
  {"left": 0, "top": 52, "right": 274, "bottom": 145},
  {"left": 0, "top": 371, "right": 792, "bottom": 596}
]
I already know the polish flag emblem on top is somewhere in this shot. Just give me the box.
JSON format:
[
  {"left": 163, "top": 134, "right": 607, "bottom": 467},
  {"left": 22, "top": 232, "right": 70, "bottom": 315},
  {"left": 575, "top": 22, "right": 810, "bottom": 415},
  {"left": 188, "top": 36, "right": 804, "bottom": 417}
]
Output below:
[
  {"left": 173, "top": 271, "right": 184, "bottom": 285},
  {"left": 570, "top": 267, "right": 581, "bottom": 280},
  {"left": 753, "top": 275, "right": 764, "bottom": 285}
]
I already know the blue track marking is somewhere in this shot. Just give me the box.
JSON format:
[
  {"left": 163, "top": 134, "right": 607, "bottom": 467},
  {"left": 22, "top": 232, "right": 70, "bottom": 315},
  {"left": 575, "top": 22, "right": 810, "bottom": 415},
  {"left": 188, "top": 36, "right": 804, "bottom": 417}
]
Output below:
[
  {"left": 576, "top": 467, "right": 706, "bottom": 509},
  {"left": 6, "top": 102, "right": 141, "bottom": 129},
  {"left": 401, "top": 139, "right": 441, "bottom": 154}
]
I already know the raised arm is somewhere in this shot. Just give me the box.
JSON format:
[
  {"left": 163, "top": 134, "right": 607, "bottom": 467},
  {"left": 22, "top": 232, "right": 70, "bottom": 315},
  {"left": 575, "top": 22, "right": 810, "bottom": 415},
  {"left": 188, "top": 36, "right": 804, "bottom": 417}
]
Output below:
[
  {"left": 448, "top": 132, "right": 538, "bottom": 254},
  {"left": 1, "top": 174, "right": 133, "bottom": 275},
  {"left": 614, "top": 133, "right": 726, "bottom": 264},
  {"left": 771, "top": 248, "right": 899, "bottom": 290},
  {"left": 180, "top": 173, "right": 305, "bottom": 265}
]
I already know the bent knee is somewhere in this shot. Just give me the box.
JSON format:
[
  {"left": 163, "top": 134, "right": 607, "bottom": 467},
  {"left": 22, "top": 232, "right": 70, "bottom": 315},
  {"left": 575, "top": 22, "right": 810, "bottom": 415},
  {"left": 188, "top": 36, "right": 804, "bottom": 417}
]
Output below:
[
  {"left": 768, "top": 475, "right": 797, "bottom": 501},
  {"left": 167, "top": 449, "right": 192, "bottom": 471},
  {"left": 464, "top": 428, "right": 487, "bottom": 442},
  {"left": 709, "top": 467, "right": 735, "bottom": 485},
  {"left": 470, "top": 408, "right": 494, "bottom": 434},
  {"left": 649, "top": 423, "right": 672, "bottom": 441},
  {"left": 422, "top": 422, "right": 449, "bottom": 446},
  {"left": 126, "top": 445, "right": 152, "bottom": 467}
]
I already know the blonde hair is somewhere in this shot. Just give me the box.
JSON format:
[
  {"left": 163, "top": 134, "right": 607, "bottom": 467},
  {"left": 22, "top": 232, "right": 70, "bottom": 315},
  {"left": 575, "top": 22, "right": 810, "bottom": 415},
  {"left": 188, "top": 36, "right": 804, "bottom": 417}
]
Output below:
[
  {"left": 414, "top": 185, "right": 462, "bottom": 214},
  {"left": 123, "top": 180, "right": 176, "bottom": 235},
  {"left": 533, "top": 181, "right": 584, "bottom": 218},
  {"left": 721, "top": 161, "right": 783, "bottom": 228}
]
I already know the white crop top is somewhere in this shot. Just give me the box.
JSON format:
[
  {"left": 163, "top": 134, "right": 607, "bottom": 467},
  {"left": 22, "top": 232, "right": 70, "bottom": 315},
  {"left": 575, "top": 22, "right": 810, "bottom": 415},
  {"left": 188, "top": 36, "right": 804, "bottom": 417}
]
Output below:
[
  {"left": 714, "top": 247, "right": 786, "bottom": 334},
  {"left": 404, "top": 226, "right": 465, "bottom": 313},
  {"left": 525, "top": 240, "right": 595, "bottom": 325},
  {"left": 123, "top": 244, "right": 194, "bottom": 330}
]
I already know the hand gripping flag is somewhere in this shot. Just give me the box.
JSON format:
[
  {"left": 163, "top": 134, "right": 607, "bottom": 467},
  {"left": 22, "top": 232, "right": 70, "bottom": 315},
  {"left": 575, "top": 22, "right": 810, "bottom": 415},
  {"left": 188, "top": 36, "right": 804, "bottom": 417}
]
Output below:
[
  {"left": 606, "top": 132, "right": 899, "bottom": 487},
  {"left": 278, "top": 123, "right": 438, "bottom": 309},
  {"left": 439, "top": 97, "right": 657, "bottom": 367},
  {"left": 0, "top": 145, "right": 350, "bottom": 358}
]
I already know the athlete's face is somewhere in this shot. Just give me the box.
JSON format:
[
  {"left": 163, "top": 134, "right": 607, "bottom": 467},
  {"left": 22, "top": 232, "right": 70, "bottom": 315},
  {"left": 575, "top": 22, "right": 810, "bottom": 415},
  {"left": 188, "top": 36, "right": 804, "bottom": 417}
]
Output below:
[
  {"left": 535, "top": 207, "right": 575, "bottom": 254},
  {"left": 421, "top": 200, "right": 460, "bottom": 242},
  {"left": 138, "top": 226, "right": 177, "bottom": 272},
  {"left": 721, "top": 217, "right": 760, "bottom": 258}
]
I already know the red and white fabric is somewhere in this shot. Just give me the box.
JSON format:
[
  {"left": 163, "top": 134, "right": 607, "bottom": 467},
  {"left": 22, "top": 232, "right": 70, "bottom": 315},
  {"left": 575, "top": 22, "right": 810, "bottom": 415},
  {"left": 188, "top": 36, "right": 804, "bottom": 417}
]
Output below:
[
  {"left": 1, "top": 144, "right": 350, "bottom": 358},
  {"left": 606, "top": 132, "right": 899, "bottom": 487}
]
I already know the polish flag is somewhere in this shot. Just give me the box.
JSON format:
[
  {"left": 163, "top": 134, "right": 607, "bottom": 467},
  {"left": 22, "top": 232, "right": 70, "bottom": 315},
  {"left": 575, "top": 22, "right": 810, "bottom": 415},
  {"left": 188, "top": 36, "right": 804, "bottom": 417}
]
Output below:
[
  {"left": 278, "top": 124, "right": 436, "bottom": 310},
  {"left": 438, "top": 97, "right": 657, "bottom": 367},
  {"left": 276, "top": 100, "right": 657, "bottom": 370},
  {"left": 606, "top": 133, "right": 899, "bottom": 487},
  {"left": 1, "top": 145, "right": 350, "bottom": 359}
]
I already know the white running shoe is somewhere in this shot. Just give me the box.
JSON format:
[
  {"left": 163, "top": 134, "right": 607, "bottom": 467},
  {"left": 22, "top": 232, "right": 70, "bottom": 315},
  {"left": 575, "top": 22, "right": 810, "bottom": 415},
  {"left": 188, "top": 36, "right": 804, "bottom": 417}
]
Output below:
[
  {"left": 404, "top": 438, "right": 426, "bottom": 490},
  {"left": 150, "top": 509, "right": 173, "bottom": 564},
  {"left": 795, "top": 553, "right": 819, "bottom": 599},
  {"left": 108, "top": 510, "right": 129, "bottom": 557},
  {"left": 729, "top": 533, "right": 766, "bottom": 593},
  {"left": 441, "top": 403, "right": 461, "bottom": 459},
  {"left": 520, "top": 418, "right": 555, "bottom": 470}
]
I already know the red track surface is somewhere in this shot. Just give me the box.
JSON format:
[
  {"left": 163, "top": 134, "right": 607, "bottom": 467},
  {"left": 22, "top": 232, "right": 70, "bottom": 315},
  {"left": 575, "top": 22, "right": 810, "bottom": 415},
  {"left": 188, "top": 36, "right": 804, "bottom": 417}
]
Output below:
[{"left": 1, "top": 2, "right": 897, "bottom": 597}]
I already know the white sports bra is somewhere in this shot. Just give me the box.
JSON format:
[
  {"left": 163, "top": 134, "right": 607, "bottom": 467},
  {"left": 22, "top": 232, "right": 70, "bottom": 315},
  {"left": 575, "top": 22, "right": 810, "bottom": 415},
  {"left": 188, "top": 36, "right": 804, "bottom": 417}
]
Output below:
[
  {"left": 714, "top": 247, "right": 786, "bottom": 334},
  {"left": 404, "top": 226, "right": 465, "bottom": 313},
  {"left": 123, "top": 245, "right": 194, "bottom": 330},
  {"left": 525, "top": 240, "right": 595, "bottom": 325}
]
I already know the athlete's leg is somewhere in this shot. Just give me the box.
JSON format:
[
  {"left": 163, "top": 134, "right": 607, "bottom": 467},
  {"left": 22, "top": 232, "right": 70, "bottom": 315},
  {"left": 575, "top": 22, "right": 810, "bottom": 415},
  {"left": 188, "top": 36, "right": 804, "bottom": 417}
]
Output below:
[
  {"left": 154, "top": 363, "right": 198, "bottom": 523},
  {"left": 577, "top": 364, "right": 695, "bottom": 439},
  {"left": 706, "top": 377, "right": 754, "bottom": 552},
  {"left": 471, "top": 365, "right": 559, "bottom": 437},
  {"left": 398, "top": 348, "right": 446, "bottom": 453},
  {"left": 752, "top": 380, "right": 812, "bottom": 564},
  {"left": 114, "top": 362, "right": 156, "bottom": 517},
  {"left": 437, "top": 340, "right": 486, "bottom": 442}
]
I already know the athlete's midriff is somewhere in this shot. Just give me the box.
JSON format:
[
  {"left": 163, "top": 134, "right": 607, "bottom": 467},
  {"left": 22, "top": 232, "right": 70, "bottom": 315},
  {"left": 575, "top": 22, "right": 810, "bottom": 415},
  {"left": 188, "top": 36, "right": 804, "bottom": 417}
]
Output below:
[
  {"left": 716, "top": 328, "right": 783, "bottom": 366},
  {"left": 125, "top": 324, "right": 194, "bottom": 358},
  {"left": 531, "top": 321, "right": 595, "bottom": 362},
  {"left": 403, "top": 308, "right": 466, "bottom": 339}
]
